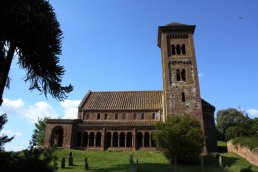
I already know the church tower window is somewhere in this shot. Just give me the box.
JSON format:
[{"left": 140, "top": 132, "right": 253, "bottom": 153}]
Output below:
[
  {"left": 176, "top": 69, "right": 181, "bottom": 81},
  {"left": 182, "top": 92, "right": 186, "bottom": 102},
  {"left": 133, "top": 113, "right": 137, "bottom": 119},
  {"left": 97, "top": 114, "right": 100, "bottom": 120},
  {"left": 122, "top": 113, "right": 126, "bottom": 119},
  {"left": 172, "top": 44, "right": 176, "bottom": 55},
  {"left": 104, "top": 113, "right": 108, "bottom": 119},
  {"left": 181, "top": 69, "right": 186, "bottom": 81},
  {"left": 115, "top": 113, "right": 118, "bottom": 120},
  {"left": 182, "top": 44, "right": 186, "bottom": 55},
  {"left": 152, "top": 113, "right": 156, "bottom": 119},
  {"left": 141, "top": 113, "right": 144, "bottom": 119},
  {"left": 176, "top": 44, "right": 181, "bottom": 55}
]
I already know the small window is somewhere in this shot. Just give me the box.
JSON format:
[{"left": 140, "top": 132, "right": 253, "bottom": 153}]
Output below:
[
  {"left": 133, "top": 113, "right": 137, "bottom": 120},
  {"left": 97, "top": 114, "right": 100, "bottom": 120},
  {"left": 152, "top": 113, "right": 156, "bottom": 120},
  {"left": 182, "top": 92, "right": 186, "bottom": 102},
  {"left": 104, "top": 113, "right": 108, "bottom": 120},
  {"left": 176, "top": 69, "right": 181, "bottom": 81},
  {"left": 181, "top": 44, "right": 186, "bottom": 55},
  {"left": 115, "top": 113, "right": 118, "bottom": 120},
  {"left": 86, "top": 113, "right": 89, "bottom": 119},
  {"left": 172, "top": 44, "right": 176, "bottom": 55},
  {"left": 181, "top": 69, "right": 186, "bottom": 81},
  {"left": 122, "top": 113, "right": 126, "bottom": 120},
  {"left": 141, "top": 113, "right": 144, "bottom": 120},
  {"left": 176, "top": 44, "right": 181, "bottom": 55}
]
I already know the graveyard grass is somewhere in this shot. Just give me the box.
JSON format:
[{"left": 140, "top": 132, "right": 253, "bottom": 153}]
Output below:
[{"left": 54, "top": 144, "right": 258, "bottom": 172}]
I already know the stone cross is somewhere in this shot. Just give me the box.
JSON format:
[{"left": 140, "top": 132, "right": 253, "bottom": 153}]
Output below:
[{"left": 61, "top": 157, "right": 65, "bottom": 168}]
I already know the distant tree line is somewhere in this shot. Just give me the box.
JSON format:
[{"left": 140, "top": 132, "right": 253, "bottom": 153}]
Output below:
[{"left": 216, "top": 108, "right": 258, "bottom": 149}]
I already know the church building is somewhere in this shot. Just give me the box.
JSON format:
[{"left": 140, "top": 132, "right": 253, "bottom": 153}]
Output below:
[{"left": 44, "top": 22, "right": 217, "bottom": 152}]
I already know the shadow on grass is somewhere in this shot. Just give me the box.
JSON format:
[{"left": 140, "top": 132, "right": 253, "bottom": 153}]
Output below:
[
  {"left": 87, "top": 159, "right": 241, "bottom": 172},
  {"left": 59, "top": 155, "right": 239, "bottom": 172}
]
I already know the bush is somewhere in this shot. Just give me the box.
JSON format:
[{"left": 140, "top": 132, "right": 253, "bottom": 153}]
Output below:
[
  {"left": 0, "top": 147, "right": 57, "bottom": 172},
  {"left": 232, "top": 137, "right": 258, "bottom": 150},
  {"left": 153, "top": 115, "right": 204, "bottom": 164}
]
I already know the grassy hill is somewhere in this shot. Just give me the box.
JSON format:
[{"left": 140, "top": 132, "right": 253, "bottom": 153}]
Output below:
[{"left": 54, "top": 147, "right": 258, "bottom": 172}]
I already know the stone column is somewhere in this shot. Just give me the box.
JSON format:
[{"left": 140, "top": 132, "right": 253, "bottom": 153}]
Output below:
[
  {"left": 102, "top": 128, "right": 106, "bottom": 150},
  {"left": 133, "top": 128, "right": 137, "bottom": 150},
  {"left": 118, "top": 135, "right": 120, "bottom": 147},
  {"left": 94, "top": 134, "right": 96, "bottom": 147},
  {"left": 87, "top": 133, "right": 90, "bottom": 147},
  {"left": 125, "top": 134, "right": 127, "bottom": 147}
]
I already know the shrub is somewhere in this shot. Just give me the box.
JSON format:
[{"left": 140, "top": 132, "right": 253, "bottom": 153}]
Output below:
[
  {"left": 232, "top": 137, "right": 258, "bottom": 150},
  {"left": 153, "top": 115, "right": 204, "bottom": 164}
]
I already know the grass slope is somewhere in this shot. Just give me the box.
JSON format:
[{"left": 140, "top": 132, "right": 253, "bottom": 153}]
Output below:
[{"left": 54, "top": 147, "right": 258, "bottom": 172}]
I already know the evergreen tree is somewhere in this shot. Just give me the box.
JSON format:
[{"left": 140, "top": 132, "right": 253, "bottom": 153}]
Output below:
[
  {"left": 0, "top": 0, "right": 73, "bottom": 106},
  {"left": 0, "top": 113, "right": 13, "bottom": 152},
  {"left": 32, "top": 118, "right": 47, "bottom": 146}
]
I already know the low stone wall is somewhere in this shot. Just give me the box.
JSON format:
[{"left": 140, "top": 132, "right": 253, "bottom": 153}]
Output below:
[{"left": 227, "top": 141, "right": 258, "bottom": 166}]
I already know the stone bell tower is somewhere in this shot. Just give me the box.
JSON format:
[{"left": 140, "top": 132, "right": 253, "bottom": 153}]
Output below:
[{"left": 158, "top": 22, "right": 204, "bottom": 126}]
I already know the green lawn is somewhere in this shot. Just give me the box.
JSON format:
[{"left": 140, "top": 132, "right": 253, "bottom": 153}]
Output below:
[{"left": 54, "top": 146, "right": 258, "bottom": 172}]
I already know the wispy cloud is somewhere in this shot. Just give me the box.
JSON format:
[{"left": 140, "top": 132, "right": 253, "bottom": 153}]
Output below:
[
  {"left": 0, "top": 98, "right": 80, "bottom": 123},
  {"left": 60, "top": 100, "right": 80, "bottom": 119},
  {"left": 198, "top": 73, "right": 204, "bottom": 77},
  {"left": 246, "top": 108, "right": 258, "bottom": 118},
  {"left": 0, "top": 129, "right": 22, "bottom": 138}
]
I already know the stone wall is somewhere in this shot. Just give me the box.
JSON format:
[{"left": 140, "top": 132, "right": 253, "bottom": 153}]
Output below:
[{"left": 227, "top": 141, "right": 258, "bottom": 166}]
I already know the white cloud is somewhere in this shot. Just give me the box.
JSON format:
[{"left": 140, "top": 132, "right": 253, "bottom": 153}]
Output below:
[
  {"left": 60, "top": 100, "right": 80, "bottom": 119},
  {"left": 0, "top": 98, "right": 80, "bottom": 123},
  {"left": 1, "top": 98, "right": 58, "bottom": 123},
  {"left": 247, "top": 108, "right": 258, "bottom": 118},
  {"left": 0, "top": 129, "right": 22, "bottom": 138},
  {"left": 198, "top": 73, "right": 204, "bottom": 77}
]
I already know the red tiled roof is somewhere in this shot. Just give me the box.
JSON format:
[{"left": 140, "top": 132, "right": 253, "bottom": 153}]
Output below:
[{"left": 80, "top": 91, "right": 163, "bottom": 111}]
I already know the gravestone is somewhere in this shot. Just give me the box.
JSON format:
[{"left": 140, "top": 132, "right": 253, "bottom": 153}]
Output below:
[
  {"left": 136, "top": 158, "right": 139, "bottom": 172},
  {"left": 219, "top": 155, "right": 223, "bottom": 167},
  {"left": 61, "top": 157, "right": 65, "bottom": 168},
  {"left": 84, "top": 157, "right": 89, "bottom": 171},
  {"left": 129, "top": 154, "right": 134, "bottom": 172},
  {"left": 68, "top": 151, "right": 73, "bottom": 166}
]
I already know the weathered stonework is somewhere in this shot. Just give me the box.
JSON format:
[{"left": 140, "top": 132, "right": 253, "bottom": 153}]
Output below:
[
  {"left": 227, "top": 141, "right": 258, "bottom": 166},
  {"left": 44, "top": 22, "right": 217, "bottom": 152}
]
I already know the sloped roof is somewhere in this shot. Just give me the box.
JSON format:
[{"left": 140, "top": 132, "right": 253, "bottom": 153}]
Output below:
[
  {"left": 79, "top": 91, "right": 163, "bottom": 111},
  {"left": 79, "top": 90, "right": 215, "bottom": 112}
]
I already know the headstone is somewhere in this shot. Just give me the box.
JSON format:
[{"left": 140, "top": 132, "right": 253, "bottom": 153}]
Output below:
[
  {"left": 61, "top": 157, "right": 65, "bottom": 168},
  {"left": 84, "top": 157, "right": 89, "bottom": 171},
  {"left": 136, "top": 158, "right": 139, "bottom": 172},
  {"left": 219, "top": 155, "right": 223, "bottom": 167},
  {"left": 129, "top": 154, "right": 134, "bottom": 172},
  {"left": 201, "top": 156, "right": 204, "bottom": 172},
  {"left": 68, "top": 151, "right": 73, "bottom": 166},
  {"left": 174, "top": 155, "right": 177, "bottom": 172}
]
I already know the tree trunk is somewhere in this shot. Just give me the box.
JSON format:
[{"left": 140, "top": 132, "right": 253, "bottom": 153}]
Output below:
[{"left": 0, "top": 43, "right": 15, "bottom": 106}]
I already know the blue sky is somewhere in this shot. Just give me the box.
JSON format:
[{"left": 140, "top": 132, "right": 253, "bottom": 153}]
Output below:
[{"left": 1, "top": 0, "right": 258, "bottom": 151}]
